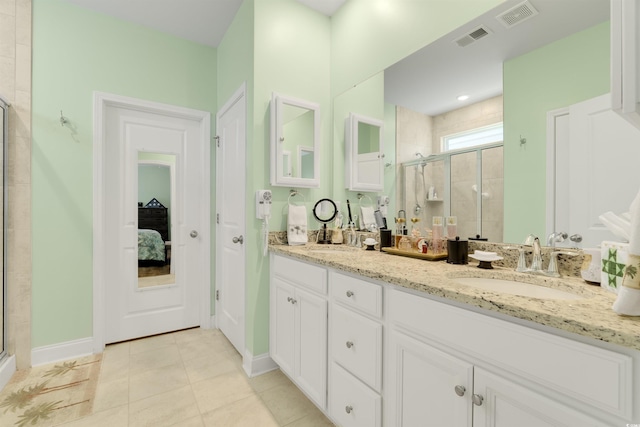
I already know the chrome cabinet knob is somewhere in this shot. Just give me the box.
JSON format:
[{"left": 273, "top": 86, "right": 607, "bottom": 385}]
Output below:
[
  {"left": 454, "top": 385, "right": 466, "bottom": 397},
  {"left": 232, "top": 235, "right": 244, "bottom": 244},
  {"left": 570, "top": 234, "right": 583, "bottom": 243},
  {"left": 287, "top": 297, "right": 292, "bottom": 303},
  {"left": 190, "top": 230, "right": 198, "bottom": 238},
  {"left": 290, "top": 298, "right": 297, "bottom": 304},
  {"left": 346, "top": 290, "right": 354, "bottom": 298},
  {"left": 472, "top": 394, "right": 484, "bottom": 406},
  {"left": 345, "top": 405, "right": 353, "bottom": 414},
  {"left": 346, "top": 341, "right": 354, "bottom": 349}
]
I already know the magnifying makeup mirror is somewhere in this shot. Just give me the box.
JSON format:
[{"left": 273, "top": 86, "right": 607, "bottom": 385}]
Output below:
[{"left": 313, "top": 198, "right": 338, "bottom": 244}]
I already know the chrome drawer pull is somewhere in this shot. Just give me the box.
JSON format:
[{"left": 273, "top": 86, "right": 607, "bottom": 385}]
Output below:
[
  {"left": 472, "top": 394, "right": 484, "bottom": 406},
  {"left": 346, "top": 341, "right": 354, "bottom": 349},
  {"left": 345, "top": 405, "right": 353, "bottom": 414},
  {"left": 346, "top": 290, "right": 354, "bottom": 297},
  {"left": 454, "top": 385, "right": 466, "bottom": 397}
]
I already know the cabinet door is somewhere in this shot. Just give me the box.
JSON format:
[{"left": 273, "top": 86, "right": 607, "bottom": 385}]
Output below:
[
  {"left": 473, "top": 368, "right": 606, "bottom": 427},
  {"left": 387, "top": 330, "right": 473, "bottom": 427},
  {"left": 296, "top": 286, "right": 328, "bottom": 409},
  {"left": 270, "top": 277, "right": 296, "bottom": 377}
]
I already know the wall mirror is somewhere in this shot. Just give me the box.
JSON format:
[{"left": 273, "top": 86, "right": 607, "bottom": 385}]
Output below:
[
  {"left": 345, "top": 113, "right": 384, "bottom": 192},
  {"left": 0, "top": 96, "right": 7, "bottom": 360},
  {"left": 270, "top": 92, "right": 320, "bottom": 188},
  {"left": 137, "top": 153, "right": 176, "bottom": 288},
  {"left": 334, "top": 0, "right": 609, "bottom": 244}
]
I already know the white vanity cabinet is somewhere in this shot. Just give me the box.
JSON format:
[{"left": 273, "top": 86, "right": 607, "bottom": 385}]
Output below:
[
  {"left": 270, "top": 255, "right": 328, "bottom": 409},
  {"left": 386, "top": 289, "right": 633, "bottom": 427},
  {"left": 329, "top": 271, "right": 383, "bottom": 427}
]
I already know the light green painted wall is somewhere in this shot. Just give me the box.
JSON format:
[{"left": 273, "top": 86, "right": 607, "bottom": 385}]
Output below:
[
  {"left": 330, "top": 0, "right": 506, "bottom": 96},
  {"left": 31, "top": 0, "right": 216, "bottom": 348},
  {"left": 246, "top": 0, "right": 331, "bottom": 355},
  {"left": 503, "top": 22, "right": 610, "bottom": 243}
]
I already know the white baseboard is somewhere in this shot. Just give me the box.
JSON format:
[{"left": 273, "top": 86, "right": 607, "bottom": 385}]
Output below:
[
  {"left": 31, "top": 338, "right": 94, "bottom": 366},
  {"left": 0, "top": 355, "right": 16, "bottom": 392},
  {"left": 242, "top": 350, "right": 278, "bottom": 378}
]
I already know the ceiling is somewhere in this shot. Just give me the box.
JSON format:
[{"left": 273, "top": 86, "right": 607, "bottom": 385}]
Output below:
[
  {"left": 62, "top": 0, "right": 609, "bottom": 117},
  {"left": 384, "top": 0, "right": 611, "bottom": 116},
  {"left": 63, "top": 0, "right": 347, "bottom": 47}
]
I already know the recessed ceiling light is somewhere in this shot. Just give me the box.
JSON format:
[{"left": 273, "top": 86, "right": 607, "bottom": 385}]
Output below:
[{"left": 457, "top": 95, "right": 469, "bottom": 101}]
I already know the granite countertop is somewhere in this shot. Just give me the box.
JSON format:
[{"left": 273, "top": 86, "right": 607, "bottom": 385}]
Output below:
[{"left": 270, "top": 243, "right": 640, "bottom": 352}]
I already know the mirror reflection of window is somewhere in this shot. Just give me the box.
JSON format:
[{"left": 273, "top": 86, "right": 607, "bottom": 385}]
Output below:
[
  {"left": 137, "top": 153, "right": 176, "bottom": 288},
  {"left": 282, "top": 105, "right": 315, "bottom": 179}
]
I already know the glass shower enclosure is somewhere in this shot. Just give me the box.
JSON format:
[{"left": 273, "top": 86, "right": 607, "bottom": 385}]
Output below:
[{"left": 400, "top": 143, "right": 503, "bottom": 242}]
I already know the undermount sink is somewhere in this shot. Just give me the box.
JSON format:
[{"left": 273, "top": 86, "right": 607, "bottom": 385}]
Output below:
[{"left": 452, "top": 277, "right": 584, "bottom": 301}]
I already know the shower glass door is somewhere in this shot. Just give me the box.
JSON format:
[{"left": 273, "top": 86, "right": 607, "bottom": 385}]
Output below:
[{"left": 1, "top": 96, "right": 8, "bottom": 360}]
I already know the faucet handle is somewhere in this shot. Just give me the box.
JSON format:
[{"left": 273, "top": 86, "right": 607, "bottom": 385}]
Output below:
[
  {"left": 505, "top": 245, "right": 528, "bottom": 272},
  {"left": 546, "top": 251, "right": 578, "bottom": 277}
]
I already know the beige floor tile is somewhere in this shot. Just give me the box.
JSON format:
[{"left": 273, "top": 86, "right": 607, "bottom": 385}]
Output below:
[
  {"left": 202, "top": 394, "right": 279, "bottom": 427},
  {"left": 130, "top": 362, "right": 190, "bottom": 402},
  {"left": 183, "top": 351, "right": 238, "bottom": 384},
  {"left": 130, "top": 344, "right": 182, "bottom": 373},
  {"left": 104, "top": 341, "right": 131, "bottom": 358},
  {"left": 210, "top": 333, "right": 236, "bottom": 352},
  {"left": 260, "top": 383, "right": 320, "bottom": 426},
  {"left": 129, "top": 385, "right": 200, "bottom": 427},
  {"left": 56, "top": 404, "right": 129, "bottom": 427},
  {"left": 168, "top": 414, "right": 205, "bottom": 426},
  {"left": 129, "top": 333, "right": 176, "bottom": 355},
  {"left": 99, "top": 350, "right": 131, "bottom": 383},
  {"left": 177, "top": 336, "right": 228, "bottom": 362},
  {"left": 93, "top": 376, "right": 129, "bottom": 412},
  {"left": 173, "top": 327, "right": 218, "bottom": 345},
  {"left": 249, "top": 369, "right": 292, "bottom": 393},
  {"left": 283, "top": 409, "right": 335, "bottom": 427},
  {"left": 191, "top": 369, "right": 255, "bottom": 414}
]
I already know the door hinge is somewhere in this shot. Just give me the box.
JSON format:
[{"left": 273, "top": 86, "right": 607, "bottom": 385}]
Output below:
[
  {"left": 214, "top": 135, "right": 220, "bottom": 147},
  {"left": 216, "top": 213, "right": 220, "bottom": 224},
  {"left": 216, "top": 290, "right": 220, "bottom": 301}
]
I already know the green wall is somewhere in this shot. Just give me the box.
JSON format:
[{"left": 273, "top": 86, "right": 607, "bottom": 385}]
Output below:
[
  {"left": 503, "top": 22, "right": 610, "bottom": 243},
  {"left": 31, "top": 0, "right": 217, "bottom": 348}
]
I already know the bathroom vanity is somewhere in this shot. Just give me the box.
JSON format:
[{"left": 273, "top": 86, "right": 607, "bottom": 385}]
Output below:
[{"left": 269, "top": 244, "right": 640, "bottom": 426}]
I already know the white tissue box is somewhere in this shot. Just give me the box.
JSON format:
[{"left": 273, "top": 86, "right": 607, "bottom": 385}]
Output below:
[{"left": 601, "top": 241, "right": 629, "bottom": 294}]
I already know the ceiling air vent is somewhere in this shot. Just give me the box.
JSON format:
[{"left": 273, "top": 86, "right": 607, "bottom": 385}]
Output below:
[
  {"left": 496, "top": 0, "right": 539, "bottom": 28},
  {"left": 454, "top": 26, "right": 491, "bottom": 48}
]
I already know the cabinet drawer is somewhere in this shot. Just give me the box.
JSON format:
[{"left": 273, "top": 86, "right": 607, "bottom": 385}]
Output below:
[
  {"left": 330, "top": 363, "right": 381, "bottom": 427},
  {"left": 389, "top": 289, "right": 634, "bottom": 419},
  {"left": 331, "top": 271, "right": 382, "bottom": 318},
  {"left": 273, "top": 255, "right": 327, "bottom": 294},
  {"left": 331, "top": 304, "right": 382, "bottom": 392}
]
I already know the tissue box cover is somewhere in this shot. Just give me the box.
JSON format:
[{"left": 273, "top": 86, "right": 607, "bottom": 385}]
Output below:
[{"left": 601, "top": 241, "right": 629, "bottom": 294}]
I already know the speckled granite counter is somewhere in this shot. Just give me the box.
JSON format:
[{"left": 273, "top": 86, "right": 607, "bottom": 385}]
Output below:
[{"left": 270, "top": 243, "right": 640, "bottom": 351}]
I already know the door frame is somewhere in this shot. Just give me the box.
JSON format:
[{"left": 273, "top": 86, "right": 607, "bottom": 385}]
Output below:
[
  {"left": 93, "top": 91, "right": 211, "bottom": 352},
  {"left": 215, "top": 83, "right": 246, "bottom": 354},
  {"left": 545, "top": 106, "right": 570, "bottom": 238}
]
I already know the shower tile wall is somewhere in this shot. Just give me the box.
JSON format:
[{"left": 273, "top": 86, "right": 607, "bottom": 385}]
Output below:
[
  {"left": 396, "top": 96, "right": 503, "bottom": 241},
  {"left": 0, "top": 0, "right": 32, "bottom": 369}
]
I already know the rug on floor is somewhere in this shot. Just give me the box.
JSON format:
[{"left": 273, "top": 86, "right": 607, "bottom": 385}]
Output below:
[{"left": 0, "top": 354, "right": 102, "bottom": 427}]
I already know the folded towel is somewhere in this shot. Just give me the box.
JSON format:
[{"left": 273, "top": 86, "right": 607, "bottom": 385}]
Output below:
[
  {"left": 287, "top": 204, "right": 308, "bottom": 245},
  {"left": 360, "top": 206, "right": 376, "bottom": 231},
  {"left": 613, "top": 189, "right": 640, "bottom": 316}
]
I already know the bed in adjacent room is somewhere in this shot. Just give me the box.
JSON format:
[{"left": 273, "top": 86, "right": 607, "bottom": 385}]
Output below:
[{"left": 138, "top": 229, "right": 166, "bottom": 263}]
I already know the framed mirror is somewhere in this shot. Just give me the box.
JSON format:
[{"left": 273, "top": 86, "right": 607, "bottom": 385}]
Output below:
[
  {"left": 345, "top": 112, "right": 384, "bottom": 192},
  {"left": 270, "top": 92, "right": 320, "bottom": 188}
]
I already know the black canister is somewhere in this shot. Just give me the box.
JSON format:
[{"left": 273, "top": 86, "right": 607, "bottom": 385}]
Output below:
[
  {"left": 379, "top": 228, "right": 393, "bottom": 251},
  {"left": 447, "top": 236, "right": 468, "bottom": 264}
]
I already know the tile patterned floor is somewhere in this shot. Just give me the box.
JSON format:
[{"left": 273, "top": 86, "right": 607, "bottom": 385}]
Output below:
[{"left": 2, "top": 328, "right": 335, "bottom": 427}]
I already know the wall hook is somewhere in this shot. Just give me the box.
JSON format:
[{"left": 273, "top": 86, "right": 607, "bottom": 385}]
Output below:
[{"left": 60, "top": 110, "right": 68, "bottom": 127}]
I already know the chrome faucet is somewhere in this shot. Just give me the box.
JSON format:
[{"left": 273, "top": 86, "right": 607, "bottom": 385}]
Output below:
[{"left": 527, "top": 235, "right": 545, "bottom": 274}]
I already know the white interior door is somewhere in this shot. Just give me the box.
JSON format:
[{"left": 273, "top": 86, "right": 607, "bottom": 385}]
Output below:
[
  {"left": 100, "top": 96, "right": 209, "bottom": 344},
  {"left": 216, "top": 84, "right": 246, "bottom": 355},
  {"left": 551, "top": 94, "right": 640, "bottom": 248}
]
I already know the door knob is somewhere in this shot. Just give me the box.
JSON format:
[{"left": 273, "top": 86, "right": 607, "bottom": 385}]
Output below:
[
  {"left": 570, "top": 234, "right": 583, "bottom": 243},
  {"left": 190, "top": 230, "right": 198, "bottom": 238},
  {"left": 472, "top": 394, "right": 484, "bottom": 406},
  {"left": 454, "top": 385, "right": 466, "bottom": 397},
  {"left": 232, "top": 235, "right": 244, "bottom": 244}
]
